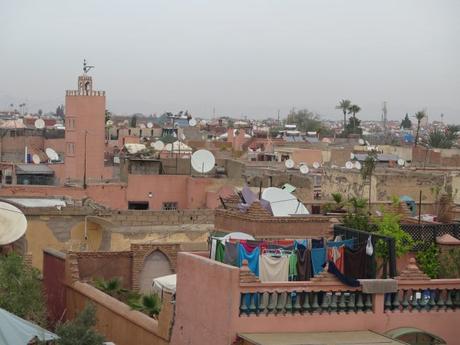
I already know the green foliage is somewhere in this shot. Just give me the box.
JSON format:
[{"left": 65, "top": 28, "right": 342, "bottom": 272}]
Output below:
[
  {"left": 400, "top": 113, "right": 412, "bottom": 129},
  {"left": 0, "top": 253, "right": 46, "bottom": 326},
  {"left": 414, "top": 110, "right": 426, "bottom": 147},
  {"left": 416, "top": 243, "right": 440, "bottom": 279},
  {"left": 55, "top": 303, "right": 105, "bottom": 345},
  {"left": 348, "top": 196, "right": 367, "bottom": 213},
  {"left": 56, "top": 104, "right": 65, "bottom": 118},
  {"left": 269, "top": 127, "right": 282, "bottom": 138},
  {"left": 336, "top": 99, "right": 351, "bottom": 127},
  {"left": 130, "top": 114, "right": 138, "bottom": 128},
  {"left": 93, "top": 277, "right": 127, "bottom": 300},
  {"left": 373, "top": 212, "right": 414, "bottom": 259},
  {"left": 361, "top": 151, "right": 377, "bottom": 181},
  {"left": 331, "top": 192, "right": 343, "bottom": 205},
  {"left": 104, "top": 109, "right": 112, "bottom": 124},
  {"left": 438, "top": 247, "right": 460, "bottom": 278},
  {"left": 127, "top": 293, "right": 161, "bottom": 317},
  {"left": 342, "top": 196, "right": 371, "bottom": 231},
  {"left": 343, "top": 117, "right": 362, "bottom": 135},
  {"left": 428, "top": 126, "right": 459, "bottom": 149},
  {"left": 286, "top": 108, "right": 321, "bottom": 132}
]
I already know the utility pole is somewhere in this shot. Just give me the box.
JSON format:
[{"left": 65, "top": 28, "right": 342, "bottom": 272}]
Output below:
[{"left": 382, "top": 101, "right": 387, "bottom": 135}]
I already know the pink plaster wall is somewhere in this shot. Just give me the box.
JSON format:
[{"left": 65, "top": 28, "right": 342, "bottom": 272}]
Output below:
[{"left": 292, "top": 148, "right": 323, "bottom": 165}]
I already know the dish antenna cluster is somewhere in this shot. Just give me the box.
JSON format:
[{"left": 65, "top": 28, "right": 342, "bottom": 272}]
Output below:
[
  {"left": 0, "top": 202, "right": 27, "bottom": 245},
  {"left": 191, "top": 149, "right": 215, "bottom": 174},
  {"left": 261, "top": 187, "right": 309, "bottom": 217}
]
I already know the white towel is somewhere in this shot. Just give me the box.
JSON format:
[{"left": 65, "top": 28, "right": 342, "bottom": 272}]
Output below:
[{"left": 259, "top": 255, "right": 289, "bottom": 282}]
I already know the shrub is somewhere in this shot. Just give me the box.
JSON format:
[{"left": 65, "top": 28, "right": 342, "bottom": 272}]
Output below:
[{"left": 416, "top": 243, "right": 440, "bottom": 279}]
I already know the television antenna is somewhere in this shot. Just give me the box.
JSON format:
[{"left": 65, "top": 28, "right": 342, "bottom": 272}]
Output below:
[
  {"left": 83, "top": 59, "right": 94, "bottom": 74},
  {"left": 0, "top": 202, "right": 28, "bottom": 245}
]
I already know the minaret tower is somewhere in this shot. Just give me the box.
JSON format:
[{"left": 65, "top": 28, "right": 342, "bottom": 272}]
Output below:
[{"left": 64, "top": 60, "right": 106, "bottom": 186}]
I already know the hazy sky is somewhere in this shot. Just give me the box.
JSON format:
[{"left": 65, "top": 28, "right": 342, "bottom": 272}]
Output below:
[{"left": 1, "top": 0, "right": 459, "bottom": 122}]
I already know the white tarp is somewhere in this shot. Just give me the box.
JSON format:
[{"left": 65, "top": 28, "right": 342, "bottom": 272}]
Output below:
[{"left": 152, "top": 274, "right": 177, "bottom": 294}]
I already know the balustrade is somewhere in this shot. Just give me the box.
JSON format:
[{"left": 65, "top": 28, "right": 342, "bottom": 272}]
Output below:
[{"left": 384, "top": 288, "right": 460, "bottom": 312}]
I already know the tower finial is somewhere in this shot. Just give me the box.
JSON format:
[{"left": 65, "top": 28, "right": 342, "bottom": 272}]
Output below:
[{"left": 83, "top": 59, "right": 94, "bottom": 74}]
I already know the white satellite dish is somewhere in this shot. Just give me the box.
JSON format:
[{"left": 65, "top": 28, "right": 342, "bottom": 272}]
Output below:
[
  {"left": 0, "top": 202, "right": 27, "bottom": 245},
  {"left": 285, "top": 159, "right": 295, "bottom": 169},
  {"left": 191, "top": 149, "right": 215, "bottom": 173},
  {"left": 350, "top": 153, "right": 355, "bottom": 159},
  {"left": 34, "top": 118, "right": 45, "bottom": 129},
  {"left": 397, "top": 158, "right": 405, "bottom": 166},
  {"left": 189, "top": 118, "right": 197, "bottom": 127},
  {"left": 365, "top": 140, "right": 370, "bottom": 146},
  {"left": 261, "top": 187, "right": 309, "bottom": 217},
  {"left": 139, "top": 123, "right": 146, "bottom": 129},
  {"left": 106, "top": 120, "right": 114, "bottom": 126},
  {"left": 354, "top": 161, "right": 362, "bottom": 170},
  {"left": 45, "top": 148, "right": 59, "bottom": 161},
  {"left": 32, "top": 154, "right": 41, "bottom": 164},
  {"left": 300, "top": 165, "right": 309, "bottom": 174},
  {"left": 312, "top": 161, "right": 320, "bottom": 169},
  {"left": 152, "top": 140, "right": 165, "bottom": 151},
  {"left": 345, "top": 161, "right": 354, "bottom": 169},
  {"left": 358, "top": 138, "right": 365, "bottom": 145},
  {"left": 147, "top": 122, "right": 153, "bottom": 129}
]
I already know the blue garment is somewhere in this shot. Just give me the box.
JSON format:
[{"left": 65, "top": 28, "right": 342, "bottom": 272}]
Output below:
[
  {"left": 238, "top": 246, "right": 260, "bottom": 276},
  {"left": 327, "top": 239, "right": 354, "bottom": 249},
  {"left": 312, "top": 238, "right": 324, "bottom": 248},
  {"left": 311, "top": 248, "right": 326, "bottom": 276}
]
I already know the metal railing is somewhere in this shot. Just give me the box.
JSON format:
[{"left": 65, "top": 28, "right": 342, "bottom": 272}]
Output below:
[{"left": 400, "top": 223, "right": 460, "bottom": 251}]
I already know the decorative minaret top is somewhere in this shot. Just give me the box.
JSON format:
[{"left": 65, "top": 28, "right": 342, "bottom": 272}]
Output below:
[
  {"left": 66, "top": 60, "right": 104, "bottom": 97},
  {"left": 83, "top": 59, "right": 94, "bottom": 74}
]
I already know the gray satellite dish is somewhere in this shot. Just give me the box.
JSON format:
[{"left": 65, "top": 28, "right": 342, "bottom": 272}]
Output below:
[
  {"left": 147, "top": 122, "right": 153, "bottom": 129},
  {"left": 261, "top": 187, "right": 309, "bottom": 217},
  {"left": 345, "top": 161, "right": 354, "bottom": 169},
  {"left": 300, "top": 165, "right": 309, "bottom": 174},
  {"left": 0, "top": 202, "right": 27, "bottom": 245},
  {"left": 32, "top": 154, "right": 41, "bottom": 164},
  {"left": 45, "top": 148, "right": 59, "bottom": 161},
  {"left": 397, "top": 158, "right": 405, "bottom": 166},
  {"left": 191, "top": 149, "right": 215, "bottom": 173},
  {"left": 34, "top": 119, "right": 45, "bottom": 129},
  {"left": 152, "top": 140, "right": 165, "bottom": 151},
  {"left": 354, "top": 161, "right": 362, "bottom": 170},
  {"left": 189, "top": 118, "right": 197, "bottom": 127},
  {"left": 285, "top": 159, "right": 295, "bottom": 169}
]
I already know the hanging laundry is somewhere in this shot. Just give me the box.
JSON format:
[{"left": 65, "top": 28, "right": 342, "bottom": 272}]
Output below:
[
  {"left": 288, "top": 253, "right": 298, "bottom": 281},
  {"left": 311, "top": 247, "right": 327, "bottom": 276},
  {"left": 210, "top": 238, "right": 217, "bottom": 260},
  {"left": 215, "top": 241, "right": 225, "bottom": 263},
  {"left": 294, "top": 239, "right": 307, "bottom": 249},
  {"left": 327, "top": 238, "right": 354, "bottom": 249},
  {"left": 327, "top": 261, "right": 360, "bottom": 287},
  {"left": 344, "top": 245, "right": 370, "bottom": 279},
  {"left": 296, "top": 247, "right": 312, "bottom": 281},
  {"left": 223, "top": 242, "right": 240, "bottom": 267},
  {"left": 238, "top": 246, "right": 260, "bottom": 276},
  {"left": 259, "top": 254, "right": 289, "bottom": 282},
  {"left": 327, "top": 245, "right": 345, "bottom": 273},
  {"left": 366, "top": 236, "right": 374, "bottom": 256},
  {"left": 240, "top": 240, "right": 267, "bottom": 253},
  {"left": 312, "top": 238, "right": 324, "bottom": 248}
]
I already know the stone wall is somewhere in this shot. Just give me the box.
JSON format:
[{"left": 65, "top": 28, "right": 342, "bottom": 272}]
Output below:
[{"left": 109, "top": 209, "right": 214, "bottom": 227}]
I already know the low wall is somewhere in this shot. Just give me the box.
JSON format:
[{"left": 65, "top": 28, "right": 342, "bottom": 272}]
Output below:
[
  {"left": 43, "top": 248, "right": 67, "bottom": 327},
  {"left": 66, "top": 281, "right": 171, "bottom": 345}
]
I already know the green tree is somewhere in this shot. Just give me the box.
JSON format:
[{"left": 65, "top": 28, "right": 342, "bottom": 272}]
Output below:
[
  {"left": 0, "top": 253, "right": 46, "bottom": 326},
  {"left": 335, "top": 99, "right": 351, "bottom": 130},
  {"left": 372, "top": 212, "right": 414, "bottom": 277},
  {"left": 416, "top": 243, "right": 440, "bottom": 279},
  {"left": 56, "top": 105, "right": 65, "bottom": 118},
  {"left": 347, "top": 104, "right": 361, "bottom": 132},
  {"left": 414, "top": 110, "right": 426, "bottom": 147},
  {"left": 361, "top": 150, "right": 377, "bottom": 211},
  {"left": 286, "top": 108, "right": 321, "bottom": 132},
  {"left": 38, "top": 109, "right": 43, "bottom": 116},
  {"left": 56, "top": 303, "right": 105, "bottom": 345},
  {"left": 400, "top": 113, "right": 412, "bottom": 129},
  {"left": 105, "top": 109, "right": 112, "bottom": 124},
  {"left": 127, "top": 293, "right": 162, "bottom": 317}
]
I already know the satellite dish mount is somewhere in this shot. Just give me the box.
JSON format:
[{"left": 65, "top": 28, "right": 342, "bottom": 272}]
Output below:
[{"left": 83, "top": 59, "right": 94, "bottom": 74}]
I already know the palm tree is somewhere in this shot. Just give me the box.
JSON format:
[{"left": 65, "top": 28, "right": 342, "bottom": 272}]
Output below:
[
  {"left": 335, "top": 99, "right": 351, "bottom": 130},
  {"left": 348, "top": 104, "right": 361, "bottom": 132},
  {"left": 414, "top": 110, "right": 426, "bottom": 147}
]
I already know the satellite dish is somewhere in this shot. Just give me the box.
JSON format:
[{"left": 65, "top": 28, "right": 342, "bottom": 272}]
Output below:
[
  {"left": 191, "top": 149, "right": 215, "bottom": 173},
  {"left": 152, "top": 140, "right": 165, "bottom": 151},
  {"left": 106, "top": 120, "right": 114, "bottom": 126},
  {"left": 147, "top": 122, "right": 153, "bottom": 129},
  {"left": 0, "top": 202, "right": 27, "bottom": 245},
  {"left": 398, "top": 158, "right": 405, "bottom": 166},
  {"left": 345, "top": 161, "right": 354, "bottom": 169},
  {"left": 365, "top": 140, "right": 370, "bottom": 146},
  {"left": 139, "top": 123, "right": 146, "bottom": 129},
  {"left": 34, "top": 119, "right": 45, "bottom": 129},
  {"left": 350, "top": 153, "right": 355, "bottom": 160},
  {"left": 285, "top": 159, "right": 295, "bottom": 169},
  {"left": 45, "top": 148, "right": 59, "bottom": 161},
  {"left": 313, "top": 162, "right": 320, "bottom": 169},
  {"left": 189, "top": 118, "right": 197, "bottom": 127},
  {"left": 354, "top": 161, "right": 362, "bottom": 170},
  {"left": 358, "top": 138, "right": 365, "bottom": 145},
  {"left": 261, "top": 187, "right": 309, "bottom": 217},
  {"left": 300, "top": 165, "right": 309, "bottom": 174},
  {"left": 180, "top": 133, "right": 186, "bottom": 141},
  {"left": 32, "top": 154, "right": 41, "bottom": 164}
]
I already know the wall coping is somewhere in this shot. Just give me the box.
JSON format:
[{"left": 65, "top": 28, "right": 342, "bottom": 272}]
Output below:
[{"left": 43, "top": 247, "right": 66, "bottom": 260}]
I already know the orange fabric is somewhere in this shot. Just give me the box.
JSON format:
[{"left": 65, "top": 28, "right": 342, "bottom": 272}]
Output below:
[{"left": 328, "top": 246, "right": 344, "bottom": 273}]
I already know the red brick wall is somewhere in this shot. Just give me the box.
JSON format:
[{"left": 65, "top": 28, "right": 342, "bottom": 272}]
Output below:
[{"left": 43, "top": 249, "right": 67, "bottom": 327}]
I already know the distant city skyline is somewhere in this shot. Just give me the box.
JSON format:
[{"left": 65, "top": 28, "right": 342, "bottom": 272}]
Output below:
[{"left": 1, "top": 0, "right": 459, "bottom": 123}]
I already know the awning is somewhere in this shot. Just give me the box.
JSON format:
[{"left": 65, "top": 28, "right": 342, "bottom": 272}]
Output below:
[
  {"left": 238, "top": 330, "right": 406, "bottom": 345},
  {"left": 0, "top": 308, "right": 59, "bottom": 344},
  {"left": 15, "top": 164, "right": 54, "bottom": 175},
  {"left": 152, "top": 274, "right": 177, "bottom": 294}
]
